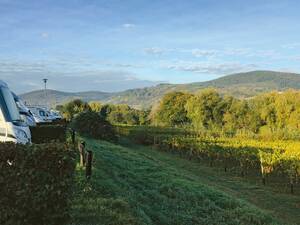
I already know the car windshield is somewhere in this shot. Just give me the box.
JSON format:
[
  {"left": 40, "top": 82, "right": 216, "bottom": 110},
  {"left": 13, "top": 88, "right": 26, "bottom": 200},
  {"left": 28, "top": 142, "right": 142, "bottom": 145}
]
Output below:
[{"left": 0, "top": 87, "right": 21, "bottom": 122}]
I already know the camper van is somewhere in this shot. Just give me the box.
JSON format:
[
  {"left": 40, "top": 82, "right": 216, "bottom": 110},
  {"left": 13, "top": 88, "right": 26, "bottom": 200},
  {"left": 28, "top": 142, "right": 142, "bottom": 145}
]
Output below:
[
  {"left": 12, "top": 92, "right": 36, "bottom": 127},
  {"left": 50, "top": 110, "right": 62, "bottom": 121},
  {"left": 0, "top": 81, "right": 31, "bottom": 144},
  {"left": 28, "top": 106, "right": 53, "bottom": 123}
]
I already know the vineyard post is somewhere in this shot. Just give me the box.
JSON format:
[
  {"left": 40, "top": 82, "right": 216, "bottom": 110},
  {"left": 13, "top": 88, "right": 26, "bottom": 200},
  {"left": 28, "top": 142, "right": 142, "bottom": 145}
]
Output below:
[
  {"left": 224, "top": 157, "right": 227, "bottom": 172},
  {"left": 172, "top": 137, "right": 175, "bottom": 151},
  {"left": 290, "top": 175, "right": 294, "bottom": 194},
  {"left": 261, "top": 165, "right": 266, "bottom": 185},
  {"left": 71, "top": 129, "right": 76, "bottom": 146},
  {"left": 289, "top": 164, "right": 297, "bottom": 194},
  {"left": 259, "top": 151, "right": 266, "bottom": 185},
  {"left": 189, "top": 147, "right": 193, "bottom": 161},
  {"left": 86, "top": 150, "right": 93, "bottom": 180},
  {"left": 240, "top": 161, "right": 245, "bottom": 177},
  {"left": 209, "top": 155, "right": 213, "bottom": 167}
]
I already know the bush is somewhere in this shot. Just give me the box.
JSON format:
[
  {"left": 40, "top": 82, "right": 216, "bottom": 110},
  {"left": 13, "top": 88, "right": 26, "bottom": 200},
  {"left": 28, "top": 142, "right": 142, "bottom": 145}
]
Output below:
[
  {"left": 61, "top": 99, "right": 90, "bottom": 121},
  {"left": 30, "top": 125, "right": 66, "bottom": 143},
  {"left": 0, "top": 143, "right": 76, "bottom": 225},
  {"left": 71, "top": 111, "right": 116, "bottom": 141}
]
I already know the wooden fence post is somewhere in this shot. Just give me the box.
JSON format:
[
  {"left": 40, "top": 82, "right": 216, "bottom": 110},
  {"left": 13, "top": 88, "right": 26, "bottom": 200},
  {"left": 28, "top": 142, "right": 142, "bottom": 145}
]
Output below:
[
  {"left": 86, "top": 150, "right": 93, "bottom": 180},
  {"left": 78, "top": 141, "right": 86, "bottom": 167},
  {"left": 71, "top": 129, "right": 76, "bottom": 145},
  {"left": 290, "top": 177, "right": 294, "bottom": 194}
]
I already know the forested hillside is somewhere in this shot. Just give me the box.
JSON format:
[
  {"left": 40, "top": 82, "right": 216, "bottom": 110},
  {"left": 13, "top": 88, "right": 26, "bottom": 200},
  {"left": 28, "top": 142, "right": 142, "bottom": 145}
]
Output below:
[
  {"left": 107, "top": 71, "right": 300, "bottom": 107},
  {"left": 21, "top": 70, "right": 300, "bottom": 108}
]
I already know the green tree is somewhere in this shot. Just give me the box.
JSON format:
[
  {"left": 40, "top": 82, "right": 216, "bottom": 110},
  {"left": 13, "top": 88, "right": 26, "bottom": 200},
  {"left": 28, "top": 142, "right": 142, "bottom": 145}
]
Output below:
[
  {"left": 154, "top": 92, "right": 192, "bottom": 126},
  {"left": 89, "top": 101, "right": 102, "bottom": 112},
  {"left": 224, "top": 99, "right": 260, "bottom": 134},
  {"left": 185, "top": 89, "right": 225, "bottom": 129},
  {"left": 62, "top": 99, "right": 90, "bottom": 121}
]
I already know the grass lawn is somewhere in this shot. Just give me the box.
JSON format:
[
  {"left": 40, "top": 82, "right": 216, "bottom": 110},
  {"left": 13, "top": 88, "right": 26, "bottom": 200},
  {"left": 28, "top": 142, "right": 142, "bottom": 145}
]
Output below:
[{"left": 69, "top": 138, "right": 300, "bottom": 225}]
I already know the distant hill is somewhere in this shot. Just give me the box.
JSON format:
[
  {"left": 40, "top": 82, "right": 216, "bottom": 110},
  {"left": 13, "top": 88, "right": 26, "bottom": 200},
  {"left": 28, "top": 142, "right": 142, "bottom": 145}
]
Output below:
[
  {"left": 21, "top": 89, "right": 113, "bottom": 106},
  {"left": 105, "top": 71, "right": 300, "bottom": 107},
  {"left": 21, "top": 71, "right": 300, "bottom": 108}
]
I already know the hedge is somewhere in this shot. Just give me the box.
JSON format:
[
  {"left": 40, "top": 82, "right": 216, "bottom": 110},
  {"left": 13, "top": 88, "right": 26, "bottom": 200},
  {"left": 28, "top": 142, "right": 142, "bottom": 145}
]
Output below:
[
  {"left": 71, "top": 111, "right": 117, "bottom": 141},
  {"left": 30, "top": 125, "right": 67, "bottom": 143},
  {"left": 0, "top": 143, "right": 76, "bottom": 225}
]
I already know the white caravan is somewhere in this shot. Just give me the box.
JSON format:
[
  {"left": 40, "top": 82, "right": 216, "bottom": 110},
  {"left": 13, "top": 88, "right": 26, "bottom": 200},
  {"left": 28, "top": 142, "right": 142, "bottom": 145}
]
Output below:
[
  {"left": 0, "top": 81, "right": 31, "bottom": 144},
  {"left": 12, "top": 92, "right": 36, "bottom": 127},
  {"left": 28, "top": 107, "right": 53, "bottom": 123}
]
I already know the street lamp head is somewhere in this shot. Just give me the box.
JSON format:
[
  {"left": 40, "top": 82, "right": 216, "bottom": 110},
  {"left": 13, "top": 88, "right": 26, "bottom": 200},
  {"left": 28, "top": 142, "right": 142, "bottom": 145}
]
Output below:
[{"left": 43, "top": 78, "right": 48, "bottom": 83}]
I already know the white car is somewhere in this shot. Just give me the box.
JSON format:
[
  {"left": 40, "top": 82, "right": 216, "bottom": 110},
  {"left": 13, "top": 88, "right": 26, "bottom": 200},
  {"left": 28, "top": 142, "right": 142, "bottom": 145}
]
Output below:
[{"left": 0, "top": 80, "right": 31, "bottom": 144}]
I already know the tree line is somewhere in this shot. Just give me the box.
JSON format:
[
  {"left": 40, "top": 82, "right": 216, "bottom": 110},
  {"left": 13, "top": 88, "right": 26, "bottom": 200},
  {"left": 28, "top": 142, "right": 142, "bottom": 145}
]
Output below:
[
  {"left": 57, "top": 99, "right": 150, "bottom": 126},
  {"left": 152, "top": 89, "right": 300, "bottom": 140},
  {"left": 57, "top": 88, "right": 300, "bottom": 140}
]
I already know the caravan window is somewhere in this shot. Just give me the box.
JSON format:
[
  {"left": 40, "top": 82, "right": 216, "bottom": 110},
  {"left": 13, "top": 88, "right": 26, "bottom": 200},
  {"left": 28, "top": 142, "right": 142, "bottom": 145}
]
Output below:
[{"left": 39, "top": 110, "right": 46, "bottom": 117}]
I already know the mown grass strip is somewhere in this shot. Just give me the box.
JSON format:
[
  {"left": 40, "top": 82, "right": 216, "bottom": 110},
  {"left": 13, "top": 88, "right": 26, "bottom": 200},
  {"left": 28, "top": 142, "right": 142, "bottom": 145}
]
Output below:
[{"left": 69, "top": 138, "right": 287, "bottom": 225}]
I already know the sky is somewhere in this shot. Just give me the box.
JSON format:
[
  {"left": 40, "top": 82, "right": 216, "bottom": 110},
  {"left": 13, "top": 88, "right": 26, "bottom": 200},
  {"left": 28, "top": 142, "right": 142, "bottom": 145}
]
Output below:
[{"left": 1, "top": 0, "right": 300, "bottom": 93}]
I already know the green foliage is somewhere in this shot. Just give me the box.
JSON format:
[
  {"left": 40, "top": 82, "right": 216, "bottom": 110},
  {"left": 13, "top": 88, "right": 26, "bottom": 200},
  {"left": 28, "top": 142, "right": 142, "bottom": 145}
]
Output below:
[
  {"left": 60, "top": 100, "right": 149, "bottom": 127},
  {"left": 101, "top": 104, "right": 149, "bottom": 125},
  {"left": 88, "top": 101, "right": 102, "bottom": 112},
  {"left": 71, "top": 111, "right": 116, "bottom": 141},
  {"left": 0, "top": 143, "right": 76, "bottom": 225},
  {"left": 223, "top": 98, "right": 261, "bottom": 133},
  {"left": 55, "top": 104, "right": 64, "bottom": 112},
  {"left": 30, "top": 125, "right": 66, "bottom": 143},
  {"left": 151, "top": 89, "right": 300, "bottom": 139},
  {"left": 153, "top": 91, "right": 192, "bottom": 126},
  {"left": 61, "top": 99, "right": 90, "bottom": 121},
  {"left": 185, "top": 88, "right": 225, "bottom": 129}
]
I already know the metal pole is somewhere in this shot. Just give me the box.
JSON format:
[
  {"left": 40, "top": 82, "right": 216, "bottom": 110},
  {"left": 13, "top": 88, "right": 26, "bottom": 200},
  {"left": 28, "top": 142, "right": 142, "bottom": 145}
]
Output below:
[{"left": 43, "top": 78, "right": 48, "bottom": 108}]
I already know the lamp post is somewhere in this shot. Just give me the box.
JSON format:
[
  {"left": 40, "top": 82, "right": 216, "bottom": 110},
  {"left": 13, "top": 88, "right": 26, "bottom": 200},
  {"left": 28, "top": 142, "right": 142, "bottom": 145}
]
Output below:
[{"left": 43, "top": 78, "right": 48, "bottom": 108}]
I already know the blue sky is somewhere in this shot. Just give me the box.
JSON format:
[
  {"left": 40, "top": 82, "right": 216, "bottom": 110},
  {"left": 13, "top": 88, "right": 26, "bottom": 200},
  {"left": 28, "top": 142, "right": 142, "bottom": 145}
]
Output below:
[{"left": 1, "top": 0, "right": 300, "bottom": 93}]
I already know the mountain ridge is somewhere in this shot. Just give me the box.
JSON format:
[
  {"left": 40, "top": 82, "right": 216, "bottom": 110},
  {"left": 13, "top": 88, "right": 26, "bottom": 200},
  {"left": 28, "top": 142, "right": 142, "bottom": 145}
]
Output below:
[{"left": 20, "top": 70, "right": 300, "bottom": 108}]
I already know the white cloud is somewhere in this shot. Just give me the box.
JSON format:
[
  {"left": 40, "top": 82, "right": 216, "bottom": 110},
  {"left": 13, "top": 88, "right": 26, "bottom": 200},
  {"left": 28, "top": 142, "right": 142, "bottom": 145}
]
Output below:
[
  {"left": 103, "top": 62, "right": 143, "bottom": 68},
  {"left": 190, "top": 49, "right": 218, "bottom": 58},
  {"left": 40, "top": 32, "right": 49, "bottom": 39},
  {"left": 144, "top": 47, "right": 165, "bottom": 55},
  {"left": 223, "top": 48, "right": 251, "bottom": 56},
  {"left": 164, "top": 61, "right": 257, "bottom": 75},
  {"left": 281, "top": 43, "right": 300, "bottom": 49},
  {"left": 122, "top": 23, "right": 136, "bottom": 29},
  {"left": 143, "top": 47, "right": 281, "bottom": 60}
]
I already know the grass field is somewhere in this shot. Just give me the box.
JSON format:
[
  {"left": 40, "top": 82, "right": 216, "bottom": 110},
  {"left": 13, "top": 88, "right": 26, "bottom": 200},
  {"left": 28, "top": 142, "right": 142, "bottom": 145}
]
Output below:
[{"left": 69, "top": 138, "right": 300, "bottom": 225}]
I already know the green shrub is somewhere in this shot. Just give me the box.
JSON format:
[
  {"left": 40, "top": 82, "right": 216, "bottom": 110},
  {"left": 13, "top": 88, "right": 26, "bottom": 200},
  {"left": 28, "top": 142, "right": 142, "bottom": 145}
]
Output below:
[
  {"left": 0, "top": 142, "right": 76, "bottom": 225},
  {"left": 30, "top": 125, "right": 66, "bottom": 143},
  {"left": 61, "top": 99, "right": 90, "bottom": 121},
  {"left": 71, "top": 111, "right": 116, "bottom": 141}
]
